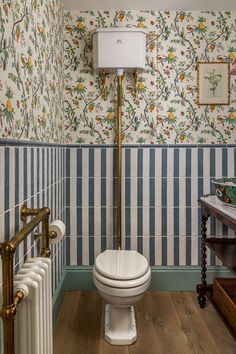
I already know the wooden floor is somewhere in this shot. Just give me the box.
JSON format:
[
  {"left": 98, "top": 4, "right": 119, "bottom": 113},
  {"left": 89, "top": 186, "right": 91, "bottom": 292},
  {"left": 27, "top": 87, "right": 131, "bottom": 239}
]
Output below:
[{"left": 54, "top": 291, "right": 236, "bottom": 354}]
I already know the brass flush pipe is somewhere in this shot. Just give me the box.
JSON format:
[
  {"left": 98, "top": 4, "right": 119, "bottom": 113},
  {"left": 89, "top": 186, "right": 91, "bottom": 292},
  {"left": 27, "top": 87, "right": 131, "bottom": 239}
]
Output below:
[
  {"left": 117, "top": 70, "right": 123, "bottom": 250},
  {"left": 133, "top": 70, "right": 138, "bottom": 99}
]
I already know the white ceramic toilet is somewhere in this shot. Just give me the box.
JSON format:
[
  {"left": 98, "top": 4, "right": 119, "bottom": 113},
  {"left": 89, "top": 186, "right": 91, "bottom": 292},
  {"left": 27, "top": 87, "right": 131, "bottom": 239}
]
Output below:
[{"left": 93, "top": 250, "right": 151, "bottom": 345}]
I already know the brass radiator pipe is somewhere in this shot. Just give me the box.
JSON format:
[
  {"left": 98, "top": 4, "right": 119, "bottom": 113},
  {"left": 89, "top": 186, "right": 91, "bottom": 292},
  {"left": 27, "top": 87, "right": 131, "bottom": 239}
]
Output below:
[
  {"left": 1, "top": 244, "right": 15, "bottom": 354},
  {"left": 0, "top": 205, "right": 51, "bottom": 354},
  {"left": 117, "top": 74, "right": 123, "bottom": 250}
]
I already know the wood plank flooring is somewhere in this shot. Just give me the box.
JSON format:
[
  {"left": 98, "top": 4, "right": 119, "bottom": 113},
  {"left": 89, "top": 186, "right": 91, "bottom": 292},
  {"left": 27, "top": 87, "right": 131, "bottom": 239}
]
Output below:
[{"left": 54, "top": 291, "right": 236, "bottom": 354}]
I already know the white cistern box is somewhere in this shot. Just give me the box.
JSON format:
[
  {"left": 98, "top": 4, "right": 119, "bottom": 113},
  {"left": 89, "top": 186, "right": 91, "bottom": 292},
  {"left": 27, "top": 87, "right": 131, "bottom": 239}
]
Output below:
[{"left": 92, "top": 28, "right": 146, "bottom": 73}]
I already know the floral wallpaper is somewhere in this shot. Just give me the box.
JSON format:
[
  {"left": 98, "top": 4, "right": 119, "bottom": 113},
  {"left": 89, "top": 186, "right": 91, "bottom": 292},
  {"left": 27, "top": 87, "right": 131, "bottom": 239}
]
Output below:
[
  {"left": 0, "top": 0, "right": 64, "bottom": 142},
  {"left": 64, "top": 11, "right": 236, "bottom": 144}
]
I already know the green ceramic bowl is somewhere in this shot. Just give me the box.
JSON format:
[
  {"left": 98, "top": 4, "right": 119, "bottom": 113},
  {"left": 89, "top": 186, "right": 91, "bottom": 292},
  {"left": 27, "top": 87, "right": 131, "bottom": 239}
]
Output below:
[{"left": 212, "top": 178, "right": 236, "bottom": 207}]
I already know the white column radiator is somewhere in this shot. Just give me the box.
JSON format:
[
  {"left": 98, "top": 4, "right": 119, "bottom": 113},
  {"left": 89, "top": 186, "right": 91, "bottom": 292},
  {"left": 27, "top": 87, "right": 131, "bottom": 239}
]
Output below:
[{"left": 14, "top": 257, "right": 52, "bottom": 354}]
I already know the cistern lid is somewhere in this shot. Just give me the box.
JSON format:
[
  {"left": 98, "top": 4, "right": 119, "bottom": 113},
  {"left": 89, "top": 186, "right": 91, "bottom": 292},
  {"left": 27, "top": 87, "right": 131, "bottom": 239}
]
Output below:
[{"left": 94, "top": 250, "right": 149, "bottom": 280}]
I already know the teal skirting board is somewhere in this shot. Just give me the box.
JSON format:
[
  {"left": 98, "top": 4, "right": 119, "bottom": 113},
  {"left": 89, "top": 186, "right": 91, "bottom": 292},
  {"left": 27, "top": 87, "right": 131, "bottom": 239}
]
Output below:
[
  {"left": 52, "top": 266, "right": 234, "bottom": 325},
  {"left": 52, "top": 270, "right": 67, "bottom": 326}
]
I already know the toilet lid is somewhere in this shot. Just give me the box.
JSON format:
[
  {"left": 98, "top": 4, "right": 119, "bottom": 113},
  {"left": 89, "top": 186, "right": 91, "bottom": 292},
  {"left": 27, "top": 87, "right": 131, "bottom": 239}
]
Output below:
[
  {"left": 93, "top": 266, "right": 151, "bottom": 288},
  {"left": 94, "top": 250, "right": 149, "bottom": 280}
]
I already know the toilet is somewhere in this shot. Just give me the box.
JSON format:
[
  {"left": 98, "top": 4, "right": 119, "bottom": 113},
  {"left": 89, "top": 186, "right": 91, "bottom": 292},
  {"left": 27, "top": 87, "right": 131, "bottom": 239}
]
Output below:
[{"left": 93, "top": 250, "right": 151, "bottom": 345}]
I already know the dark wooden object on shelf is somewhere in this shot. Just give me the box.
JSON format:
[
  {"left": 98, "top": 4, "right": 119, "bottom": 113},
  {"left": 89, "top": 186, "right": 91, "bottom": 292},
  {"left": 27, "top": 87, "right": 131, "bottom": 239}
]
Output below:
[{"left": 196, "top": 196, "right": 236, "bottom": 332}]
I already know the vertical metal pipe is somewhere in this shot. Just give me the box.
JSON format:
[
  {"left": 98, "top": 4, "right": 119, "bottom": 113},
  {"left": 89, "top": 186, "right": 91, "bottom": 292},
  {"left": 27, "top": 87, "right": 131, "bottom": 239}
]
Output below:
[
  {"left": 1, "top": 246, "right": 15, "bottom": 354},
  {"left": 41, "top": 208, "right": 51, "bottom": 257},
  {"left": 117, "top": 74, "right": 123, "bottom": 250}
]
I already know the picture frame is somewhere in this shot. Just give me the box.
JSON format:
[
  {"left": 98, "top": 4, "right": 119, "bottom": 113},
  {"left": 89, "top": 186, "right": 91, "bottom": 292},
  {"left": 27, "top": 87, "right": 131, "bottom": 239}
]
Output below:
[{"left": 197, "top": 62, "right": 230, "bottom": 105}]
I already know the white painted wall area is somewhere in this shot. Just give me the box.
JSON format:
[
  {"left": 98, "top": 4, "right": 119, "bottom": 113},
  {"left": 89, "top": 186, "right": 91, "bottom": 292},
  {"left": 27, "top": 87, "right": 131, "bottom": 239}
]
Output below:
[{"left": 63, "top": 0, "right": 236, "bottom": 10}]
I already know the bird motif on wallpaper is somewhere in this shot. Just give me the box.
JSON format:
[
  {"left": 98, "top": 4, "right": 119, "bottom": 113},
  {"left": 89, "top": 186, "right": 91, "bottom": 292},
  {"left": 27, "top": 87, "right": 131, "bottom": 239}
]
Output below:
[
  {"left": 216, "top": 55, "right": 229, "bottom": 62},
  {"left": 186, "top": 85, "right": 198, "bottom": 96}
]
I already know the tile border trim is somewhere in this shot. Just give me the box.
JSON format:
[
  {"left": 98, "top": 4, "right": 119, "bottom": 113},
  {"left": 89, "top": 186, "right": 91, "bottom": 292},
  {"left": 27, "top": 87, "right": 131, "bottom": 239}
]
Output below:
[{"left": 0, "top": 139, "right": 235, "bottom": 148}]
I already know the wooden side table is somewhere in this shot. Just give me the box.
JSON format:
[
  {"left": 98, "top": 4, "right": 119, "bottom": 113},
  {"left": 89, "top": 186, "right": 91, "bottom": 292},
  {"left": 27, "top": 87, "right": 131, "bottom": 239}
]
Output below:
[{"left": 197, "top": 195, "right": 236, "bottom": 308}]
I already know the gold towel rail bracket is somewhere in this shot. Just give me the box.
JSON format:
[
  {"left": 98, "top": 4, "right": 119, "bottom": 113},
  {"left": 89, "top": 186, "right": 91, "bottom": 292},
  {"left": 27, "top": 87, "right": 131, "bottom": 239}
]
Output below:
[
  {"left": 0, "top": 203, "right": 51, "bottom": 354},
  {"left": 20, "top": 203, "right": 50, "bottom": 222}
]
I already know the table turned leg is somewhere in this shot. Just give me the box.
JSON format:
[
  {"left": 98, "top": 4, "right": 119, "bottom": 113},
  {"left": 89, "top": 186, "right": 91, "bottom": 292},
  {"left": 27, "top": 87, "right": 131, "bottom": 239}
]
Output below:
[{"left": 197, "top": 213, "right": 209, "bottom": 308}]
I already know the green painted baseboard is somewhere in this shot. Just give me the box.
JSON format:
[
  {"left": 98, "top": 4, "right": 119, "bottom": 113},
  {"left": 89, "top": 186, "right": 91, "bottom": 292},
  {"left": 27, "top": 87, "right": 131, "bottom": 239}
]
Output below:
[
  {"left": 150, "top": 266, "right": 234, "bottom": 290},
  {"left": 62, "top": 265, "right": 234, "bottom": 291},
  {"left": 63, "top": 266, "right": 95, "bottom": 291},
  {"left": 52, "top": 270, "right": 66, "bottom": 326},
  {"left": 53, "top": 265, "right": 234, "bottom": 324}
]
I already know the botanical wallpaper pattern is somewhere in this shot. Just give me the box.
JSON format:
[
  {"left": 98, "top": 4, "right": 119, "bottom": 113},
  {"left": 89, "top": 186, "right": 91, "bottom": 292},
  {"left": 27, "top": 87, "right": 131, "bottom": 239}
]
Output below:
[
  {"left": 64, "top": 11, "right": 236, "bottom": 144},
  {"left": 0, "top": 0, "right": 64, "bottom": 142}
]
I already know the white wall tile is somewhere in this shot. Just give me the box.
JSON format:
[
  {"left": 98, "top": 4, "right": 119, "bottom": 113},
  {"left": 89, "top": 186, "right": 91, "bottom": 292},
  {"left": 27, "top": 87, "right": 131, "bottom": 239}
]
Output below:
[
  {"left": 142, "top": 148, "right": 150, "bottom": 177},
  {"left": 9, "top": 147, "right": 15, "bottom": 210},
  {"left": 179, "top": 149, "right": 186, "bottom": 177}
]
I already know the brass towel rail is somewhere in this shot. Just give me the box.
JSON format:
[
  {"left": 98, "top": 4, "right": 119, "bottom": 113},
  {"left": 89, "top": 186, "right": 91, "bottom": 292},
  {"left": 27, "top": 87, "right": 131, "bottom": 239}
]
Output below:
[{"left": 0, "top": 204, "right": 51, "bottom": 354}]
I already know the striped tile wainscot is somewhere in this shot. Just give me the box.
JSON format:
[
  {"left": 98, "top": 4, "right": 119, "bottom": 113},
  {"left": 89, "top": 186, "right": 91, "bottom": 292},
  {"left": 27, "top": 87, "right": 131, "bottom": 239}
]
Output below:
[
  {"left": 0, "top": 143, "right": 67, "bottom": 295},
  {"left": 65, "top": 145, "right": 236, "bottom": 267}
]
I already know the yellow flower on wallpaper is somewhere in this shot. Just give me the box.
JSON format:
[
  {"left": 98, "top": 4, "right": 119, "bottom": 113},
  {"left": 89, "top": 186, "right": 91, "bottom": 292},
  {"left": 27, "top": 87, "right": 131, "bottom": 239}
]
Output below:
[
  {"left": 77, "top": 82, "right": 84, "bottom": 90},
  {"left": 149, "top": 104, "right": 156, "bottom": 112},
  {"left": 166, "top": 108, "right": 177, "bottom": 123},
  {"left": 196, "top": 17, "right": 207, "bottom": 33},
  {"left": 6, "top": 99, "right": 13, "bottom": 112},
  {"left": 137, "top": 82, "right": 145, "bottom": 90},
  {"left": 15, "top": 26, "right": 21, "bottom": 42},
  {"left": 3, "top": 87, "right": 14, "bottom": 122},
  {"left": 198, "top": 22, "right": 206, "bottom": 31},
  {"left": 136, "top": 78, "right": 146, "bottom": 94},
  {"left": 179, "top": 134, "right": 187, "bottom": 142},
  {"left": 88, "top": 103, "right": 95, "bottom": 112},
  {"left": 229, "top": 112, "right": 236, "bottom": 120},
  {"left": 77, "top": 22, "right": 85, "bottom": 30},
  {"left": 26, "top": 48, "right": 34, "bottom": 74},
  {"left": 118, "top": 12, "right": 125, "bottom": 21},
  {"left": 105, "top": 108, "right": 115, "bottom": 122},
  {"left": 225, "top": 108, "right": 236, "bottom": 124},
  {"left": 137, "top": 16, "right": 146, "bottom": 29},
  {"left": 166, "top": 47, "right": 177, "bottom": 63},
  {"left": 178, "top": 13, "right": 186, "bottom": 22},
  {"left": 107, "top": 113, "right": 114, "bottom": 120},
  {"left": 148, "top": 43, "right": 155, "bottom": 52},
  {"left": 179, "top": 73, "right": 186, "bottom": 81},
  {"left": 75, "top": 78, "right": 86, "bottom": 94},
  {"left": 228, "top": 47, "right": 236, "bottom": 60},
  {"left": 74, "top": 16, "right": 86, "bottom": 34}
]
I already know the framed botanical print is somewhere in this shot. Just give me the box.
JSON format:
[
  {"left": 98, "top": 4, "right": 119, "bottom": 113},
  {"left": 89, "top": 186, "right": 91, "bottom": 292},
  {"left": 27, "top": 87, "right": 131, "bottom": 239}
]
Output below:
[{"left": 197, "top": 62, "right": 230, "bottom": 105}]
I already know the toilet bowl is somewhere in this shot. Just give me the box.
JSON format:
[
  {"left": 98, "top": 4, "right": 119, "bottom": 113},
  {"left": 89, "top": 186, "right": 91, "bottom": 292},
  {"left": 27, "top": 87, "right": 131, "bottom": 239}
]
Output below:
[{"left": 93, "top": 250, "right": 151, "bottom": 345}]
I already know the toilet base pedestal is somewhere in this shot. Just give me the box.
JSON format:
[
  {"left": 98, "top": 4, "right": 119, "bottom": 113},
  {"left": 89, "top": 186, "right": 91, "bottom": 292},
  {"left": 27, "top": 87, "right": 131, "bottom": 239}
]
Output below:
[{"left": 104, "top": 304, "right": 137, "bottom": 345}]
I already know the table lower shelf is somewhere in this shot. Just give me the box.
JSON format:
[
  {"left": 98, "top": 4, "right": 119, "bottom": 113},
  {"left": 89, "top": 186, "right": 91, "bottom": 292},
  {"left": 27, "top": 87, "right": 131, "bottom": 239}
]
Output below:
[{"left": 206, "top": 239, "right": 236, "bottom": 274}]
